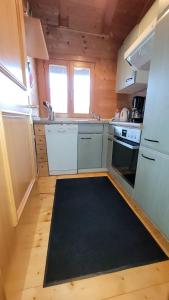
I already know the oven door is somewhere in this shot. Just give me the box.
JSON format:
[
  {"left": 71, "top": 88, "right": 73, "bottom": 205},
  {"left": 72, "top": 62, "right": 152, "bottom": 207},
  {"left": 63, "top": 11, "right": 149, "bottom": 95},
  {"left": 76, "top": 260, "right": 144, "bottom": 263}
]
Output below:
[{"left": 112, "top": 137, "right": 139, "bottom": 187}]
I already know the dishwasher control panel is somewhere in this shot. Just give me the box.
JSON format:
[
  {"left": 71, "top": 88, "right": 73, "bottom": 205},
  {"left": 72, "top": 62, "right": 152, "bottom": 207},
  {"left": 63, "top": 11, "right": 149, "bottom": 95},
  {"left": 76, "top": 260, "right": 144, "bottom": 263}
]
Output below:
[{"left": 45, "top": 124, "right": 78, "bottom": 135}]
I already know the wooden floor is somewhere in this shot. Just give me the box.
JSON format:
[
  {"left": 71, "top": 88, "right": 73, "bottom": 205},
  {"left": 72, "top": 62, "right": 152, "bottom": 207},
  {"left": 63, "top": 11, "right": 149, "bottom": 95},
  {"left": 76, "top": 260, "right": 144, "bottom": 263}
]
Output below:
[{"left": 4, "top": 173, "right": 169, "bottom": 300}]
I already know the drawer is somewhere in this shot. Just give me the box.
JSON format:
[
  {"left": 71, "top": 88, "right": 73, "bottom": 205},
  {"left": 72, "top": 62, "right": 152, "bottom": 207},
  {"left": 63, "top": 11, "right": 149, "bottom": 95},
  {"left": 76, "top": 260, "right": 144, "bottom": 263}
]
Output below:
[
  {"left": 36, "top": 143, "right": 47, "bottom": 154},
  {"left": 37, "top": 153, "right": 48, "bottom": 163},
  {"left": 34, "top": 124, "right": 45, "bottom": 136},
  {"left": 38, "top": 162, "right": 49, "bottom": 176},
  {"left": 35, "top": 135, "right": 46, "bottom": 145},
  {"left": 78, "top": 124, "right": 104, "bottom": 134}
]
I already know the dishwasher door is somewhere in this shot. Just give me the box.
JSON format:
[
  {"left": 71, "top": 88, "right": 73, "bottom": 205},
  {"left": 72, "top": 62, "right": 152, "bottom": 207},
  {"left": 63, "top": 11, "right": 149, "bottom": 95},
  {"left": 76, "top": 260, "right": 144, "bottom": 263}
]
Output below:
[{"left": 45, "top": 124, "right": 78, "bottom": 175}]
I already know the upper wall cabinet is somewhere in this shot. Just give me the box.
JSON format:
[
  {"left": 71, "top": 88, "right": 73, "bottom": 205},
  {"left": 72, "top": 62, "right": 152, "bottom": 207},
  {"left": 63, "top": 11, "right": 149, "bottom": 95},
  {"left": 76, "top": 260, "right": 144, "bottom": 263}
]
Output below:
[
  {"left": 116, "top": 26, "right": 139, "bottom": 93},
  {"left": 24, "top": 16, "right": 49, "bottom": 60},
  {"left": 116, "top": 0, "right": 159, "bottom": 94},
  {"left": 0, "top": 0, "right": 26, "bottom": 90},
  {"left": 139, "top": 1, "right": 159, "bottom": 34},
  {"left": 158, "top": 0, "right": 169, "bottom": 16}
]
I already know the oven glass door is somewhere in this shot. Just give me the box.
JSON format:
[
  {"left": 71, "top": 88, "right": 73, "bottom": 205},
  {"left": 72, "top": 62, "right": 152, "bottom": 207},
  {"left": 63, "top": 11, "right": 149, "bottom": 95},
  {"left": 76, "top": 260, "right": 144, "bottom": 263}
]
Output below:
[{"left": 112, "top": 137, "right": 139, "bottom": 187}]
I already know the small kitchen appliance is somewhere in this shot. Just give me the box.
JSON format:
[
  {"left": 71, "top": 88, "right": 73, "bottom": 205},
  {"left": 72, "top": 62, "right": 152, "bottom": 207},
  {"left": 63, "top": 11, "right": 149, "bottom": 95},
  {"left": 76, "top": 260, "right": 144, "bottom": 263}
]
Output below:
[
  {"left": 131, "top": 96, "right": 145, "bottom": 123},
  {"left": 120, "top": 107, "right": 130, "bottom": 122}
]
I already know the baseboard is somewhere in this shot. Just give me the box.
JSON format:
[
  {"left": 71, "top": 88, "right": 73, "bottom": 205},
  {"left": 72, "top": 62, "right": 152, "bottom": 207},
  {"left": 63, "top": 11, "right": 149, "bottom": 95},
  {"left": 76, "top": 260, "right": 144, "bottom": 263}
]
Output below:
[
  {"left": 49, "top": 170, "right": 77, "bottom": 175},
  {"left": 78, "top": 168, "right": 108, "bottom": 173},
  {"left": 17, "top": 177, "right": 36, "bottom": 222}
]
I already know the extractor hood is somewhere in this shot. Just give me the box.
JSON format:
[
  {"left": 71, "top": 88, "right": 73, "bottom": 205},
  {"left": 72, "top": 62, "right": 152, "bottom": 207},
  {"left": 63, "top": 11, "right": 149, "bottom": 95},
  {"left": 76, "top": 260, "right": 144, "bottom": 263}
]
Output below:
[{"left": 124, "top": 19, "right": 156, "bottom": 71}]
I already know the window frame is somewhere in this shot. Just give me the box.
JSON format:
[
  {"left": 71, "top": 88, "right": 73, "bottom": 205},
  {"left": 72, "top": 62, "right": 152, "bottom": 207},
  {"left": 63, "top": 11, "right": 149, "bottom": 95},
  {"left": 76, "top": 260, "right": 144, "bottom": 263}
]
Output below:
[{"left": 48, "top": 59, "right": 94, "bottom": 117}]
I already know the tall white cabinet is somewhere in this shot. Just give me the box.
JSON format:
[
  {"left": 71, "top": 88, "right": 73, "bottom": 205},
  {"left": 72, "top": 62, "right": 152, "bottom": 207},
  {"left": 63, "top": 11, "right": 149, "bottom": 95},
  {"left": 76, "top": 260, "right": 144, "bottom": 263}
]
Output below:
[
  {"left": 134, "top": 147, "right": 169, "bottom": 239},
  {"left": 134, "top": 10, "right": 169, "bottom": 239},
  {"left": 141, "top": 9, "right": 169, "bottom": 155}
]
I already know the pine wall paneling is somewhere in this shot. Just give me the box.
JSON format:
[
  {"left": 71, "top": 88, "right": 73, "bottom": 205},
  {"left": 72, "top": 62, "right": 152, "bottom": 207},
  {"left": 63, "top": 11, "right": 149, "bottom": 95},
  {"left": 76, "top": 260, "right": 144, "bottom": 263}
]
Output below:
[{"left": 36, "top": 27, "right": 130, "bottom": 119}]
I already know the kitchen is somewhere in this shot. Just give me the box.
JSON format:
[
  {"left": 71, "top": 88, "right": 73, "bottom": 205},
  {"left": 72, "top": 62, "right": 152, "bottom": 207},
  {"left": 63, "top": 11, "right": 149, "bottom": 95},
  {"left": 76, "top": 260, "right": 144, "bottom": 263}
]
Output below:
[{"left": 0, "top": 0, "right": 169, "bottom": 299}]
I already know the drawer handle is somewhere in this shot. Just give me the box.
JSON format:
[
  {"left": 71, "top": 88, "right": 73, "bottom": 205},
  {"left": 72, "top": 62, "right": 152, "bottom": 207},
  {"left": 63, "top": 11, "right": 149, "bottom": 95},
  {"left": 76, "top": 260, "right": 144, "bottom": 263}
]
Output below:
[
  {"left": 80, "top": 137, "right": 92, "bottom": 140},
  {"left": 141, "top": 154, "right": 155, "bottom": 161},
  {"left": 144, "top": 138, "right": 159, "bottom": 143},
  {"left": 57, "top": 130, "right": 66, "bottom": 133}
]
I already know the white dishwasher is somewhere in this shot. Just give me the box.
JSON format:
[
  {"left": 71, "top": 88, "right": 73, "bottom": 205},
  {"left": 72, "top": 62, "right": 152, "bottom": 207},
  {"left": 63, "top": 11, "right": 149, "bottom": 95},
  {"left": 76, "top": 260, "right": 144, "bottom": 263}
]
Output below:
[{"left": 45, "top": 124, "right": 78, "bottom": 175}]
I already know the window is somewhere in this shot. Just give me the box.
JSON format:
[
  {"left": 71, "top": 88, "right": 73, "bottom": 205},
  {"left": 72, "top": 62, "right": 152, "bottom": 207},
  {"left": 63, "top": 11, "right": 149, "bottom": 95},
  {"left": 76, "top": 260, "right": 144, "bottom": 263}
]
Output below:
[
  {"left": 49, "top": 65, "right": 68, "bottom": 113},
  {"left": 49, "top": 62, "right": 92, "bottom": 115},
  {"left": 73, "top": 67, "right": 90, "bottom": 114}
]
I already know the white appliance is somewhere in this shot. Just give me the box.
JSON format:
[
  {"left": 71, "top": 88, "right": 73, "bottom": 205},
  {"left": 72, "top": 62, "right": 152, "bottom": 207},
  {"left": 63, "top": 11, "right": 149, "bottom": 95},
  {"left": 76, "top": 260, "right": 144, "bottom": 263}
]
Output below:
[
  {"left": 124, "top": 19, "right": 156, "bottom": 71},
  {"left": 45, "top": 124, "right": 78, "bottom": 175},
  {"left": 111, "top": 125, "right": 141, "bottom": 187},
  {"left": 120, "top": 107, "right": 129, "bottom": 122}
]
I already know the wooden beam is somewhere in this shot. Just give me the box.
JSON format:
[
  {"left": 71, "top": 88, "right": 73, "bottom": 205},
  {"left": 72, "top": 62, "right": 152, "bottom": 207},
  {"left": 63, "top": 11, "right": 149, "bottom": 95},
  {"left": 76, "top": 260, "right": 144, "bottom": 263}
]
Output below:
[{"left": 58, "top": 0, "right": 69, "bottom": 27}]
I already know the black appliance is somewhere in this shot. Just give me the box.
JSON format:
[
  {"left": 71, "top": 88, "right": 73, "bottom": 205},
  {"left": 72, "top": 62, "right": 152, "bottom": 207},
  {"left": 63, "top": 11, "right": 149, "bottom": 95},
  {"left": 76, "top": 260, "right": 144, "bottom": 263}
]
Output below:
[
  {"left": 131, "top": 96, "right": 145, "bottom": 123},
  {"left": 112, "top": 126, "right": 141, "bottom": 187}
]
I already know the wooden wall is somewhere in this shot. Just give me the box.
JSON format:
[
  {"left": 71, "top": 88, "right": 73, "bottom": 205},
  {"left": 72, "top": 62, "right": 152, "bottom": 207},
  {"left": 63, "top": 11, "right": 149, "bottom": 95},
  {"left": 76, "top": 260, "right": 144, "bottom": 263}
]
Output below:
[{"left": 36, "top": 27, "right": 130, "bottom": 118}]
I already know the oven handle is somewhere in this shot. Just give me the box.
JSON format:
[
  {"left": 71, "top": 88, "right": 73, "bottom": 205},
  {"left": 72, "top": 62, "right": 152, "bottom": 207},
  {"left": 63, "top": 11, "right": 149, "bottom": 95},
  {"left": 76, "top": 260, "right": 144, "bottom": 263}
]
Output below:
[{"left": 113, "top": 137, "right": 140, "bottom": 150}]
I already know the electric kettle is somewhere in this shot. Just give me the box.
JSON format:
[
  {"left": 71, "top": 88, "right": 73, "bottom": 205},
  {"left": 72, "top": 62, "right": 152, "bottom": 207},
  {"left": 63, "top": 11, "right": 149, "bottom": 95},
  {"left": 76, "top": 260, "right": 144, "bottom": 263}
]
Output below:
[{"left": 120, "top": 107, "right": 129, "bottom": 122}]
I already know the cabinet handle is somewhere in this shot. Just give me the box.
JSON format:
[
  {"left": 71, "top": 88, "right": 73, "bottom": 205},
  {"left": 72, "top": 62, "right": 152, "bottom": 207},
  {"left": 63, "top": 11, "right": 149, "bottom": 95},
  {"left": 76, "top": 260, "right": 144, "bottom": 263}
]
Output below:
[
  {"left": 141, "top": 154, "right": 155, "bottom": 161},
  {"left": 108, "top": 138, "right": 112, "bottom": 141},
  {"left": 80, "top": 137, "right": 92, "bottom": 140},
  {"left": 126, "top": 77, "right": 133, "bottom": 82},
  {"left": 144, "top": 138, "right": 159, "bottom": 143}
]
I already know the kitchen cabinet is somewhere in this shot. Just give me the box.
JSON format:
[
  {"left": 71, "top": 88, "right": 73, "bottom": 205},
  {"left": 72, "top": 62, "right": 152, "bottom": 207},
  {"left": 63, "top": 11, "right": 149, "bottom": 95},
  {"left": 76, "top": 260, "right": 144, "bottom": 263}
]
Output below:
[
  {"left": 78, "top": 124, "right": 103, "bottom": 134},
  {"left": 141, "top": 9, "right": 169, "bottom": 154},
  {"left": 0, "top": 0, "right": 26, "bottom": 89},
  {"left": 158, "top": 0, "right": 169, "bottom": 16},
  {"left": 24, "top": 16, "right": 49, "bottom": 60},
  {"left": 139, "top": 1, "right": 158, "bottom": 34},
  {"left": 34, "top": 124, "right": 49, "bottom": 176},
  {"left": 116, "top": 1, "right": 158, "bottom": 94},
  {"left": 78, "top": 134, "right": 103, "bottom": 170},
  {"left": 134, "top": 146, "right": 169, "bottom": 239},
  {"left": 116, "top": 25, "right": 139, "bottom": 93}
]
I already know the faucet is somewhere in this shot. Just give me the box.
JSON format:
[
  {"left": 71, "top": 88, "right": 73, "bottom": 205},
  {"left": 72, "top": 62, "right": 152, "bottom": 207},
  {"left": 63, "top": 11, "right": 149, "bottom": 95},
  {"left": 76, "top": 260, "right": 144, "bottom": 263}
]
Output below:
[
  {"left": 43, "top": 101, "right": 55, "bottom": 121},
  {"left": 91, "top": 112, "right": 101, "bottom": 121}
]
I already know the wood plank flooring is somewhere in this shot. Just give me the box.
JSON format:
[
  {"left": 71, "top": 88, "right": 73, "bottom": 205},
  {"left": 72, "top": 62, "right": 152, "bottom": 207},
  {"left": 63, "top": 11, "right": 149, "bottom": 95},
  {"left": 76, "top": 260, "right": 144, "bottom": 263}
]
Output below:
[{"left": 4, "top": 173, "right": 169, "bottom": 300}]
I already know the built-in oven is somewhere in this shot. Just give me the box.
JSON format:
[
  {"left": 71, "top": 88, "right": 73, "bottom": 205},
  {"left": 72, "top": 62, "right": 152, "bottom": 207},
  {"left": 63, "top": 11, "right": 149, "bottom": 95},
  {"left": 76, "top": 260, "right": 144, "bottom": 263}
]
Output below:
[{"left": 111, "top": 126, "right": 141, "bottom": 187}]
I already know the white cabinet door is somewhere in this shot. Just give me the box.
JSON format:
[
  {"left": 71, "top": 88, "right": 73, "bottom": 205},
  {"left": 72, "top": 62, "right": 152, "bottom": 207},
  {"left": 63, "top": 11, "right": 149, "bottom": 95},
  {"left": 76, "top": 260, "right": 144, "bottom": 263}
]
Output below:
[
  {"left": 134, "top": 146, "right": 169, "bottom": 239},
  {"left": 141, "top": 10, "right": 169, "bottom": 154}
]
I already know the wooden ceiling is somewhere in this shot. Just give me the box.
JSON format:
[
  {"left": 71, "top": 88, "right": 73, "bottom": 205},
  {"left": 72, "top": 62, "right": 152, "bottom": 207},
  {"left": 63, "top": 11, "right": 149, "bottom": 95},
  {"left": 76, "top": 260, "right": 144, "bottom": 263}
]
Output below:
[{"left": 30, "top": 0, "right": 155, "bottom": 46}]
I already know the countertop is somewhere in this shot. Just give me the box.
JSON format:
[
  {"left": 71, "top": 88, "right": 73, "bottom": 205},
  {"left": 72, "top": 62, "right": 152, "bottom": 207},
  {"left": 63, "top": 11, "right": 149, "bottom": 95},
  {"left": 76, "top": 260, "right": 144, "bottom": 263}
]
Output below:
[
  {"left": 33, "top": 117, "right": 110, "bottom": 124},
  {"left": 33, "top": 118, "right": 143, "bottom": 128}
]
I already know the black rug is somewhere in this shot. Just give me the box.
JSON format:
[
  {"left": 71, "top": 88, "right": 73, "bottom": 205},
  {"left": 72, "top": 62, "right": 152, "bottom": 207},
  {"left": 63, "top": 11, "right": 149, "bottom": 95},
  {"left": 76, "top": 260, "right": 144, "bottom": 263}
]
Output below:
[{"left": 44, "top": 177, "right": 168, "bottom": 286}]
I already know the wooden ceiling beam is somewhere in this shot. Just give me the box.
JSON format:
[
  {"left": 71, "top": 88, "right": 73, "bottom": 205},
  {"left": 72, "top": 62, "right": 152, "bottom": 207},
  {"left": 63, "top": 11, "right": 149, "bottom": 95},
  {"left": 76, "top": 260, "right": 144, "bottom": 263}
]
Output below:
[{"left": 58, "top": 0, "right": 69, "bottom": 27}]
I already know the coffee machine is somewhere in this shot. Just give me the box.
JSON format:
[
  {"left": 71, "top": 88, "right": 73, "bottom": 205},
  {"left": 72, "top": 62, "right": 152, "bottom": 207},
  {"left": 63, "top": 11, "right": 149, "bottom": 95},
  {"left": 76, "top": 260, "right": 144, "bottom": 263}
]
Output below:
[{"left": 131, "top": 96, "right": 145, "bottom": 123}]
